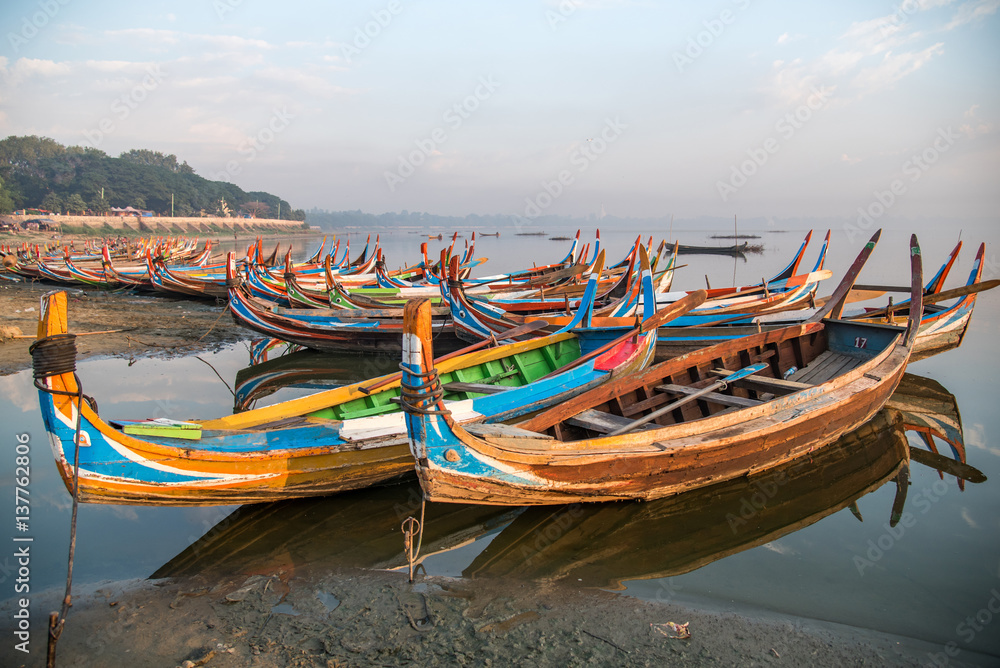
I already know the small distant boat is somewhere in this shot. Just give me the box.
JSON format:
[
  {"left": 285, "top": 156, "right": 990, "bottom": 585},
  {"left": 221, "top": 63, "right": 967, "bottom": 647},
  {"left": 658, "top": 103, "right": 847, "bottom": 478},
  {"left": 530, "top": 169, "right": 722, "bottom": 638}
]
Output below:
[
  {"left": 675, "top": 242, "right": 749, "bottom": 257},
  {"left": 401, "top": 231, "right": 925, "bottom": 505}
]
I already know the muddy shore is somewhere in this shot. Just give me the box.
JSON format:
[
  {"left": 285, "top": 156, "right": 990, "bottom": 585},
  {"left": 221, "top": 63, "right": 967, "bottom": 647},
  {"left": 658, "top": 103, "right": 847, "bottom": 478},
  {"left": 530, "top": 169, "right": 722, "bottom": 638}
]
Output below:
[
  {"left": 3, "top": 566, "right": 978, "bottom": 668},
  {"left": 0, "top": 280, "right": 250, "bottom": 376}
]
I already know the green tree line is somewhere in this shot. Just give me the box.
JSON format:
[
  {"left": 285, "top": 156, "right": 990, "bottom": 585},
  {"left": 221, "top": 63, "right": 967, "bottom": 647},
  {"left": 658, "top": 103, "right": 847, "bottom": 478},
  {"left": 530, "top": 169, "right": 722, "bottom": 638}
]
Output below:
[{"left": 0, "top": 136, "right": 306, "bottom": 221}]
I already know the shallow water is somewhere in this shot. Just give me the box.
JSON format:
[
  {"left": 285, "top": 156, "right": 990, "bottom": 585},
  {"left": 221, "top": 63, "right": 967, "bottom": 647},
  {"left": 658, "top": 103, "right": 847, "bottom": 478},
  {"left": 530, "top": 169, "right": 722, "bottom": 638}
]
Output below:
[{"left": 2, "top": 222, "right": 998, "bottom": 659}]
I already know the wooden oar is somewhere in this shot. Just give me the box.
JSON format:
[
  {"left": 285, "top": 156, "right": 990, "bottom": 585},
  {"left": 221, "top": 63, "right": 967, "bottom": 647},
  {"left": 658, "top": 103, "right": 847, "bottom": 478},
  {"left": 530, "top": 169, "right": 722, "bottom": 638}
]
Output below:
[
  {"left": 855, "top": 279, "right": 1000, "bottom": 320},
  {"left": 607, "top": 363, "right": 767, "bottom": 436},
  {"left": 357, "top": 319, "right": 550, "bottom": 394},
  {"left": 538, "top": 289, "right": 708, "bottom": 380},
  {"left": 809, "top": 230, "right": 882, "bottom": 321}
]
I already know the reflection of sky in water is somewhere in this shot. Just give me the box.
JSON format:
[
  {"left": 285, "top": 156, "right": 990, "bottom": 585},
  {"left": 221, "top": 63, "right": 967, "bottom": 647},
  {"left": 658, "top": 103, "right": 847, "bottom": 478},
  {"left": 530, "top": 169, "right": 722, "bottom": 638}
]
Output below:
[{"left": 2, "top": 225, "right": 998, "bottom": 657}]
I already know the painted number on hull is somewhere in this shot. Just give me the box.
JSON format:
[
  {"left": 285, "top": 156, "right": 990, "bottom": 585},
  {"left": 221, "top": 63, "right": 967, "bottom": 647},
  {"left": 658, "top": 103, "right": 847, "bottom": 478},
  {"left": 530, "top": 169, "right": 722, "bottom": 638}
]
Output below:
[{"left": 854, "top": 337, "right": 868, "bottom": 349}]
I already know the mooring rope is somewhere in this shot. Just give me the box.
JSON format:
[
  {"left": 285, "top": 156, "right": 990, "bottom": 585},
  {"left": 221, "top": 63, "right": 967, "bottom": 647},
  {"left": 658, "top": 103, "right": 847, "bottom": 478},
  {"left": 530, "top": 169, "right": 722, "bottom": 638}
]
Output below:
[
  {"left": 29, "top": 334, "right": 86, "bottom": 668},
  {"left": 402, "top": 498, "right": 427, "bottom": 583},
  {"left": 398, "top": 365, "right": 450, "bottom": 416}
]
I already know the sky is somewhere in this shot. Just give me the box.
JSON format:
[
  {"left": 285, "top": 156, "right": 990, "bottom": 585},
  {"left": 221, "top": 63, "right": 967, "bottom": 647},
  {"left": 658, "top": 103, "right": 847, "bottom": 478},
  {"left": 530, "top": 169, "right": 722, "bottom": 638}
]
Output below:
[{"left": 1, "top": 0, "right": 998, "bottom": 223}]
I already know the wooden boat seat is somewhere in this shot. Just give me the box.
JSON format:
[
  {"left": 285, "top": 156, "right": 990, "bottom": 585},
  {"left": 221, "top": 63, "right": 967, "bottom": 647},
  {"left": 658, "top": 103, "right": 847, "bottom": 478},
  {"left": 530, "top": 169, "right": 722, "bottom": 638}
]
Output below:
[
  {"left": 566, "top": 409, "right": 660, "bottom": 434},
  {"left": 442, "top": 382, "right": 513, "bottom": 395},
  {"left": 655, "top": 383, "right": 762, "bottom": 409},
  {"left": 786, "top": 351, "right": 864, "bottom": 385},
  {"left": 464, "top": 422, "right": 553, "bottom": 440},
  {"left": 709, "top": 369, "right": 813, "bottom": 396}
]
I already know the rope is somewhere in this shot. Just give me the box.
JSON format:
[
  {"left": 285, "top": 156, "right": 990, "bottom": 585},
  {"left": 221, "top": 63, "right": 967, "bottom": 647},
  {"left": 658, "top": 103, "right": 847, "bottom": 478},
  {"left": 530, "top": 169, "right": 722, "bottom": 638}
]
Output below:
[
  {"left": 402, "top": 499, "right": 427, "bottom": 583},
  {"left": 30, "top": 334, "right": 84, "bottom": 668},
  {"left": 398, "top": 364, "right": 450, "bottom": 416}
]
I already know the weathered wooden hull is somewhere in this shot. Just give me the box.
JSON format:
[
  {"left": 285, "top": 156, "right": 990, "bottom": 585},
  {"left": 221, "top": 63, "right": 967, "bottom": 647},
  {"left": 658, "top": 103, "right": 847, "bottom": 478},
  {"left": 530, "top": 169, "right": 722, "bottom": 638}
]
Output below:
[
  {"left": 402, "top": 232, "right": 923, "bottom": 506},
  {"left": 410, "top": 323, "right": 911, "bottom": 505}
]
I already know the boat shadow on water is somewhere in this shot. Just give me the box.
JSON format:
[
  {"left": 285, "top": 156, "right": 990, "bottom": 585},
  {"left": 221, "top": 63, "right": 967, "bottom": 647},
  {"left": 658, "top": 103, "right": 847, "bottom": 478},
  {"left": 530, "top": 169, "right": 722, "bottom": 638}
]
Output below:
[{"left": 153, "top": 375, "right": 985, "bottom": 589}]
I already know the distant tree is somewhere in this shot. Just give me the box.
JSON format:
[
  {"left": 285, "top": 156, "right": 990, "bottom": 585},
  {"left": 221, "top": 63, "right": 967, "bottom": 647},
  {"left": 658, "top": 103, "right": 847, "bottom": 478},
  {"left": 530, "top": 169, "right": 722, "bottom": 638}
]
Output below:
[
  {"left": 289, "top": 209, "right": 307, "bottom": 221},
  {"left": 42, "top": 191, "right": 62, "bottom": 213},
  {"left": 132, "top": 195, "right": 146, "bottom": 210},
  {"left": 0, "top": 176, "right": 13, "bottom": 214},
  {"left": 241, "top": 201, "right": 271, "bottom": 218},
  {"left": 119, "top": 149, "right": 181, "bottom": 172},
  {"left": 65, "top": 193, "right": 87, "bottom": 214},
  {"left": 89, "top": 194, "right": 109, "bottom": 214}
]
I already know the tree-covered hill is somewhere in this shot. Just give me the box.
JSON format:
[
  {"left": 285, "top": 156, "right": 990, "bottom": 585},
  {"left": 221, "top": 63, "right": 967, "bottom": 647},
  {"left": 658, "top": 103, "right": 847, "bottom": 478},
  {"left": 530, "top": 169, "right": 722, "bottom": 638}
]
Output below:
[{"left": 0, "top": 136, "right": 305, "bottom": 220}]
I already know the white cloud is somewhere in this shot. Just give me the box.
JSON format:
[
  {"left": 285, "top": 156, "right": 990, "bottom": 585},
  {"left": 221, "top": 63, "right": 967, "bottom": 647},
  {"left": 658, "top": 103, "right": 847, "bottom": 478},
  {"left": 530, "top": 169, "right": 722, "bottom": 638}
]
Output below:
[
  {"left": 0, "top": 58, "right": 73, "bottom": 86},
  {"left": 851, "top": 42, "right": 945, "bottom": 92},
  {"left": 777, "top": 32, "right": 805, "bottom": 45},
  {"left": 945, "top": 0, "right": 1000, "bottom": 29},
  {"left": 0, "top": 375, "right": 38, "bottom": 413},
  {"left": 966, "top": 423, "right": 1000, "bottom": 456},
  {"left": 959, "top": 104, "right": 995, "bottom": 137}
]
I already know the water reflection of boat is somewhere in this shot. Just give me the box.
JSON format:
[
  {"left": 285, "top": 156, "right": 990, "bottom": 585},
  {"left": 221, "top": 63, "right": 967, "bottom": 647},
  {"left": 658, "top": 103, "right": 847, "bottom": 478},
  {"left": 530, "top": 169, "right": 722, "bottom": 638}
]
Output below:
[
  {"left": 153, "top": 484, "right": 521, "bottom": 579},
  {"left": 462, "top": 409, "right": 911, "bottom": 587},
  {"left": 888, "top": 372, "right": 984, "bottom": 489},
  {"left": 234, "top": 347, "right": 397, "bottom": 412},
  {"left": 154, "top": 388, "right": 985, "bottom": 585}
]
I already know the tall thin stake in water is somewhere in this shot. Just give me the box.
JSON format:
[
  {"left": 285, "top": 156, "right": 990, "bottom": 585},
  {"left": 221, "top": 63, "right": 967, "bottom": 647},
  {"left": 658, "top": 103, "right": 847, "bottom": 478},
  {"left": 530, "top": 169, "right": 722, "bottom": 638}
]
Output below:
[{"left": 732, "top": 214, "right": 738, "bottom": 287}]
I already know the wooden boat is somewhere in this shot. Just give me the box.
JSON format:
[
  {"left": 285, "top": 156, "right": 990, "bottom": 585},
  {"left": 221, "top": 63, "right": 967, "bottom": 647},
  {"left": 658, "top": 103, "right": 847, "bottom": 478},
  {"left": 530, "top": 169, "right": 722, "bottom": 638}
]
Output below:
[
  {"left": 675, "top": 241, "right": 749, "bottom": 257},
  {"left": 227, "top": 255, "right": 465, "bottom": 354},
  {"left": 846, "top": 242, "right": 991, "bottom": 362},
  {"left": 401, "top": 231, "right": 925, "bottom": 505},
  {"left": 31, "top": 285, "right": 701, "bottom": 505},
  {"left": 657, "top": 241, "right": 996, "bottom": 362}
]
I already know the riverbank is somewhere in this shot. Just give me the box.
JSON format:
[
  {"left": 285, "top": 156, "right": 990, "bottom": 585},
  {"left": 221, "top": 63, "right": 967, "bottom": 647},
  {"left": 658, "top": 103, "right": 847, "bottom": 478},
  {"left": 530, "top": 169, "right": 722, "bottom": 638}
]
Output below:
[
  {"left": 3, "top": 566, "right": 982, "bottom": 668},
  {"left": 0, "top": 280, "right": 249, "bottom": 375}
]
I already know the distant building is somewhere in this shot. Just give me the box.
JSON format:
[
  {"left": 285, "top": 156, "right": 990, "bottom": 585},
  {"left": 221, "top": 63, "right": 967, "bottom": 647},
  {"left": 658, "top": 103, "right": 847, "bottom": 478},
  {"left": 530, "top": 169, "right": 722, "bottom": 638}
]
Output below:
[{"left": 109, "top": 206, "right": 154, "bottom": 217}]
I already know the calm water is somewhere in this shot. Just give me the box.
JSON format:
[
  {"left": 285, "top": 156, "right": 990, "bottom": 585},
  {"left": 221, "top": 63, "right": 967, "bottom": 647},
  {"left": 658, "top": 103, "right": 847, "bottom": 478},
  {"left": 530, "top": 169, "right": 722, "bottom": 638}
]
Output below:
[{"left": 2, "top": 222, "right": 998, "bottom": 659}]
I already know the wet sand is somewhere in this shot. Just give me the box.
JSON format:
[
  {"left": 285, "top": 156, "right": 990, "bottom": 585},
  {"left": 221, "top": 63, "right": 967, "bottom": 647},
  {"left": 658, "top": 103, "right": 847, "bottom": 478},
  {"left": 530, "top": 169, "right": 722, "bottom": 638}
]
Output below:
[{"left": 2, "top": 566, "right": 978, "bottom": 668}]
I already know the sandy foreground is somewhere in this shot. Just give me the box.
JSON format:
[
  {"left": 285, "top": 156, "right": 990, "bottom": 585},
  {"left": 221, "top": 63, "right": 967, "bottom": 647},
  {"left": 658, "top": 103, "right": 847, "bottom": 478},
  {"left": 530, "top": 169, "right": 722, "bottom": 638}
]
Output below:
[{"left": 2, "top": 565, "right": 984, "bottom": 668}]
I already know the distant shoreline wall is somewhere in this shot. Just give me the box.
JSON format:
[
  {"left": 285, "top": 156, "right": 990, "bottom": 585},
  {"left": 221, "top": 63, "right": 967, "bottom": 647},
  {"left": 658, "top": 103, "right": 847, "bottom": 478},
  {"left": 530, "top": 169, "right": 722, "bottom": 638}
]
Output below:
[{"left": 8, "top": 214, "right": 306, "bottom": 234}]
